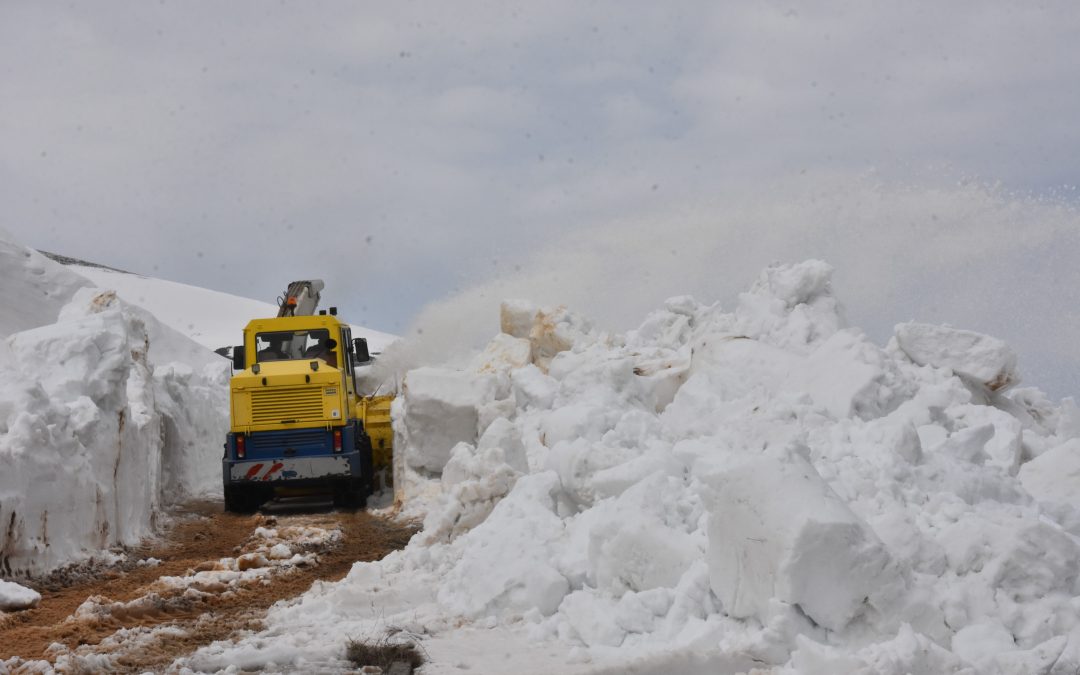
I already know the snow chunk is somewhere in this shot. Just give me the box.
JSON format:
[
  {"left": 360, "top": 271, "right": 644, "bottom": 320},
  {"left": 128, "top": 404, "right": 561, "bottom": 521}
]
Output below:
[
  {"left": 705, "top": 454, "right": 901, "bottom": 631},
  {"left": 734, "top": 260, "right": 845, "bottom": 352},
  {"left": 437, "top": 472, "right": 569, "bottom": 618},
  {"left": 1019, "top": 439, "right": 1080, "bottom": 509},
  {"left": 529, "top": 306, "right": 595, "bottom": 371},
  {"left": 399, "top": 367, "right": 498, "bottom": 473},
  {"left": 895, "top": 322, "right": 1019, "bottom": 391},
  {"left": 471, "top": 333, "right": 532, "bottom": 375},
  {"left": 0, "top": 580, "right": 41, "bottom": 611},
  {"left": 500, "top": 299, "right": 537, "bottom": 339},
  {"left": 792, "top": 624, "right": 975, "bottom": 675},
  {"left": 268, "top": 543, "right": 293, "bottom": 560}
]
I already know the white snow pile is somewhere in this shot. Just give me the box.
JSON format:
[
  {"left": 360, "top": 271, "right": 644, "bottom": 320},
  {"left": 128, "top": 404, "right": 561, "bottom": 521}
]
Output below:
[
  {"left": 0, "top": 233, "right": 230, "bottom": 577},
  {"left": 68, "top": 265, "right": 398, "bottom": 354},
  {"left": 185, "top": 259, "right": 1080, "bottom": 674}
]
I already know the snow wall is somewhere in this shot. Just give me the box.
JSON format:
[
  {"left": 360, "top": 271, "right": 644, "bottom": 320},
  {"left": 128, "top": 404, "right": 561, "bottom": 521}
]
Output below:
[
  {"left": 188, "top": 259, "right": 1080, "bottom": 674},
  {"left": 0, "top": 236, "right": 229, "bottom": 577}
]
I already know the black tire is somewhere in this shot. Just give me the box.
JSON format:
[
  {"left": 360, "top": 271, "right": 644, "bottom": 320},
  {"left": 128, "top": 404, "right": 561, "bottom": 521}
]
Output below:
[
  {"left": 357, "top": 432, "right": 375, "bottom": 500},
  {"left": 224, "top": 484, "right": 261, "bottom": 513},
  {"left": 332, "top": 478, "right": 365, "bottom": 509}
]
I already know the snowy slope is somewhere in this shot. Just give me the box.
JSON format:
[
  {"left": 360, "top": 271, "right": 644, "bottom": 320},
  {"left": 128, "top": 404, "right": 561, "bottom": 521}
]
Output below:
[
  {"left": 68, "top": 265, "right": 398, "bottom": 353},
  {"left": 0, "top": 234, "right": 91, "bottom": 337},
  {"left": 182, "top": 261, "right": 1080, "bottom": 675},
  {"left": 0, "top": 236, "right": 234, "bottom": 576},
  {"left": 0, "top": 238, "right": 399, "bottom": 579}
]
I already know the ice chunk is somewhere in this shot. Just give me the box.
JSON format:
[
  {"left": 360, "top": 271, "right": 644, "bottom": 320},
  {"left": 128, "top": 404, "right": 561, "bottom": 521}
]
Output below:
[
  {"left": 705, "top": 454, "right": 901, "bottom": 631},
  {"left": 895, "top": 322, "right": 1018, "bottom": 391},
  {"left": 0, "top": 580, "right": 41, "bottom": 611}
]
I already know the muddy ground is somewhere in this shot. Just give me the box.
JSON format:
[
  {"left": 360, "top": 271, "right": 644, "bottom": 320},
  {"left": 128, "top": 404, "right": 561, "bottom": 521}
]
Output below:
[{"left": 0, "top": 499, "right": 415, "bottom": 673}]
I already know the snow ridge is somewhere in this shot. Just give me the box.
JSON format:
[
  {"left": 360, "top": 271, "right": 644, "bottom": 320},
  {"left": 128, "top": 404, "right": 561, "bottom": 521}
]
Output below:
[
  {"left": 193, "top": 260, "right": 1080, "bottom": 672},
  {"left": 0, "top": 237, "right": 229, "bottom": 577}
]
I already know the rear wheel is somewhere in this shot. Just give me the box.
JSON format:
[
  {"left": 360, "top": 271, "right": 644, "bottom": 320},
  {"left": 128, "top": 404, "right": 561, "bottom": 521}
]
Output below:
[
  {"left": 332, "top": 479, "right": 365, "bottom": 509},
  {"left": 224, "top": 484, "right": 264, "bottom": 513},
  {"left": 357, "top": 432, "right": 375, "bottom": 499}
]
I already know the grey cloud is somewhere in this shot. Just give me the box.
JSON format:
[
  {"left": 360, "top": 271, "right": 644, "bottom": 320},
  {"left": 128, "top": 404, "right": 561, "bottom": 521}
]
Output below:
[{"left": 2, "top": 1, "right": 1079, "bottom": 393}]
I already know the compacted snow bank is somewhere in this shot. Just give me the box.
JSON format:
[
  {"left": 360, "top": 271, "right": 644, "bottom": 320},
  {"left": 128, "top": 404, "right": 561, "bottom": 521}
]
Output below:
[
  {"left": 69, "top": 265, "right": 399, "bottom": 353},
  {"left": 184, "top": 260, "right": 1080, "bottom": 674},
  {"left": 0, "top": 235, "right": 229, "bottom": 577}
]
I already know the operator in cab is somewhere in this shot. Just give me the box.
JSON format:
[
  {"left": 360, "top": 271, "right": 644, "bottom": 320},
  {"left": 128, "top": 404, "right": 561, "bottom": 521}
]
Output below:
[{"left": 305, "top": 334, "right": 338, "bottom": 367}]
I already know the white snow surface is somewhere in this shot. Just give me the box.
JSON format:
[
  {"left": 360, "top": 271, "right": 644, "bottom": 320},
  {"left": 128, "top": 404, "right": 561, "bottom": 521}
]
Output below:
[
  {"left": 0, "top": 236, "right": 397, "bottom": 578},
  {"left": 0, "top": 579, "right": 40, "bottom": 611},
  {"left": 70, "top": 265, "right": 397, "bottom": 353},
  {"left": 181, "top": 259, "right": 1080, "bottom": 674},
  {"left": 0, "top": 236, "right": 233, "bottom": 576}
]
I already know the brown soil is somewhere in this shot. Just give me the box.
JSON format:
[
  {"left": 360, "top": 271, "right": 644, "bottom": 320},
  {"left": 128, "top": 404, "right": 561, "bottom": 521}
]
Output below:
[{"left": 0, "top": 500, "right": 415, "bottom": 673}]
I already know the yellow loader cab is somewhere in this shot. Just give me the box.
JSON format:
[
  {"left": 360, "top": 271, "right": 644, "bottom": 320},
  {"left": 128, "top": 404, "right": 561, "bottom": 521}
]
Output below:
[{"left": 223, "top": 310, "right": 374, "bottom": 511}]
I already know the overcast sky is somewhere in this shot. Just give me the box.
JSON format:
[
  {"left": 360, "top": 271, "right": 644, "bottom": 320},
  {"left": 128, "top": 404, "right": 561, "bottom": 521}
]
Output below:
[{"left": 3, "top": 1, "right": 1080, "bottom": 397}]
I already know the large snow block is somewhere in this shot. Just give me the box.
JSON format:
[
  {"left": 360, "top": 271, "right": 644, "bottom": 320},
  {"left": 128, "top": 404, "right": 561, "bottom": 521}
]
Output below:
[
  {"left": 437, "top": 472, "right": 569, "bottom": 618},
  {"left": 705, "top": 455, "right": 899, "bottom": 632},
  {"left": 470, "top": 333, "right": 532, "bottom": 374},
  {"left": 500, "top": 299, "right": 537, "bottom": 339},
  {"left": 400, "top": 367, "right": 496, "bottom": 473},
  {"left": 1019, "top": 439, "right": 1080, "bottom": 509},
  {"left": 895, "top": 322, "right": 1018, "bottom": 391}
]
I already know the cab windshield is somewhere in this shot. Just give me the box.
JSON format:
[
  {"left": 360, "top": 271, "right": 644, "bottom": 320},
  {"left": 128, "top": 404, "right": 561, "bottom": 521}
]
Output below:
[{"left": 255, "top": 329, "right": 331, "bottom": 363}]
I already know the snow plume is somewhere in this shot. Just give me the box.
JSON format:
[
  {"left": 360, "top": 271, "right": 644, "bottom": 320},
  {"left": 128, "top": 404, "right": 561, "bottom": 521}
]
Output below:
[
  {"left": 187, "top": 259, "right": 1080, "bottom": 673},
  {"left": 0, "top": 236, "right": 228, "bottom": 576},
  {"left": 404, "top": 174, "right": 1080, "bottom": 397}
]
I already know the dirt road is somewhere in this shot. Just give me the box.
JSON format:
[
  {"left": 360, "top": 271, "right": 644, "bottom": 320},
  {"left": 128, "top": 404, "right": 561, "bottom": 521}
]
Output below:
[{"left": 0, "top": 500, "right": 415, "bottom": 673}]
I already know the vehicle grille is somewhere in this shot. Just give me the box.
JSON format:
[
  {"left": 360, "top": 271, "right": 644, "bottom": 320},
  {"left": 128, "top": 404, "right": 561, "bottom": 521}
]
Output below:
[
  {"left": 249, "top": 428, "right": 328, "bottom": 453},
  {"left": 250, "top": 387, "right": 324, "bottom": 425}
]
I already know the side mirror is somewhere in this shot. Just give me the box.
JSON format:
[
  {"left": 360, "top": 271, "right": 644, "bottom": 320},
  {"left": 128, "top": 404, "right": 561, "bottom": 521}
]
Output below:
[
  {"left": 232, "top": 345, "right": 246, "bottom": 371},
  {"left": 353, "top": 337, "right": 370, "bottom": 363}
]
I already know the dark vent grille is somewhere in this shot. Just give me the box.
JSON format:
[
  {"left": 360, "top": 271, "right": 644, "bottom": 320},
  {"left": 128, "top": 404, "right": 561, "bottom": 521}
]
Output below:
[{"left": 250, "top": 387, "right": 323, "bottom": 424}]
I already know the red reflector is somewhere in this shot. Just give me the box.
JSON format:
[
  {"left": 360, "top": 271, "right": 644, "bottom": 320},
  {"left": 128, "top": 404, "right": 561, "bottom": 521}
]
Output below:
[
  {"left": 236, "top": 434, "right": 246, "bottom": 459},
  {"left": 333, "top": 429, "right": 342, "bottom": 452}
]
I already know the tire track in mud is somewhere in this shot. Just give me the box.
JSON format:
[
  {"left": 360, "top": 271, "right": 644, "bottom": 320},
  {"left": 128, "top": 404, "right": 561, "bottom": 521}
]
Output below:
[{"left": 0, "top": 500, "right": 415, "bottom": 673}]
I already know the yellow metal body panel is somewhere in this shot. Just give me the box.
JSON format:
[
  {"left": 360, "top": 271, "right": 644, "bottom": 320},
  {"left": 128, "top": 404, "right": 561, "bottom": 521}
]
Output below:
[
  {"left": 358, "top": 395, "right": 394, "bottom": 470},
  {"left": 230, "top": 313, "right": 398, "bottom": 476},
  {"left": 230, "top": 315, "right": 357, "bottom": 434},
  {"left": 230, "top": 360, "right": 345, "bottom": 433}
]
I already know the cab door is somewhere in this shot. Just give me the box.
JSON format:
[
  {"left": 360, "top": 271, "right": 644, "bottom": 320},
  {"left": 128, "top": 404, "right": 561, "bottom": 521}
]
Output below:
[{"left": 340, "top": 326, "right": 357, "bottom": 417}]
